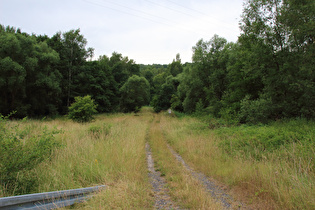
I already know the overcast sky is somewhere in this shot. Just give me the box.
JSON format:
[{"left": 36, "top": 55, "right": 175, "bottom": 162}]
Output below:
[{"left": 0, "top": 0, "right": 245, "bottom": 64}]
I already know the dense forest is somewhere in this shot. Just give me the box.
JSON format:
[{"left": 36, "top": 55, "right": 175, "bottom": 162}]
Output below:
[{"left": 1, "top": 0, "right": 314, "bottom": 123}]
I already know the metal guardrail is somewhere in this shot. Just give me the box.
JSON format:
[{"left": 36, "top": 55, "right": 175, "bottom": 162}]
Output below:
[{"left": 0, "top": 185, "right": 105, "bottom": 210}]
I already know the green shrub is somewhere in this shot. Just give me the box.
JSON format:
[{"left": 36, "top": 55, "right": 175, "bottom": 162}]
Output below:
[
  {"left": 239, "top": 95, "right": 273, "bottom": 124},
  {"left": 119, "top": 75, "right": 150, "bottom": 113},
  {"left": 0, "top": 114, "right": 61, "bottom": 195},
  {"left": 173, "top": 111, "right": 186, "bottom": 118},
  {"left": 218, "top": 107, "right": 239, "bottom": 126},
  {"left": 195, "top": 99, "right": 205, "bottom": 115},
  {"left": 216, "top": 119, "right": 315, "bottom": 165},
  {"left": 68, "top": 95, "right": 98, "bottom": 123}
]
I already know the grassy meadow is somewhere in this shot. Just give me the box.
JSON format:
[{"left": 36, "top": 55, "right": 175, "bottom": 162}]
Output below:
[
  {"left": 1, "top": 110, "right": 154, "bottom": 208},
  {"left": 160, "top": 114, "right": 315, "bottom": 209},
  {"left": 1, "top": 107, "right": 314, "bottom": 209}
]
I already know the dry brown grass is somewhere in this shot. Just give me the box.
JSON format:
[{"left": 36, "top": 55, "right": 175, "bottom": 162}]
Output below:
[
  {"left": 148, "top": 114, "right": 223, "bottom": 209},
  {"left": 4, "top": 109, "right": 312, "bottom": 209},
  {"left": 31, "top": 111, "right": 154, "bottom": 208},
  {"left": 159, "top": 114, "right": 315, "bottom": 209}
]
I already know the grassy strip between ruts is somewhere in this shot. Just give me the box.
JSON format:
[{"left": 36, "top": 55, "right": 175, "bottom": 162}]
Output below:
[
  {"left": 148, "top": 113, "right": 223, "bottom": 209},
  {"left": 160, "top": 113, "right": 315, "bottom": 209}
]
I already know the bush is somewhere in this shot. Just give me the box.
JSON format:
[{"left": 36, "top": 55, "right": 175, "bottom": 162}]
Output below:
[
  {"left": 218, "top": 107, "right": 239, "bottom": 126},
  {"left": 68, "top": 95, "right": 98, "bottom": 123},
  {"left": 239, "top": 95, "right": 273, "bottom": 124},
  {"left": 216, "top": 119, "right": 315, "bottom": 163},
  {"left": 0, "top": 114, "right": 61, "bottom": 195},
  {"left": 119, "top": 76, "right": 150, "bottom": 113},
  {"left": 195, "top": 99, "right": 205, "bottom": 115}
]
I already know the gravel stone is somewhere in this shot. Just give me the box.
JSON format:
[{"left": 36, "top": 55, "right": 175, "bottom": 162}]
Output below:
[
  {"left": 146, "top": 143, "right": 180, "bottom": 210},
  {"left": 167, "top": 144, "right": 244, "bottom": 210}
]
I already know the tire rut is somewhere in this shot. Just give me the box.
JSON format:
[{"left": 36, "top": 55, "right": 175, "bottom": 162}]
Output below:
[
  {"left": 146, "top": 143, "right": 180, "bottom": 210},
  {"left": 166, "top": 144, "right": 245, "bottom": 209}
]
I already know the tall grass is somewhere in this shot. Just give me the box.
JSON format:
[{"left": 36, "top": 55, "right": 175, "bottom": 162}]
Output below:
[
  {"left": 0, "top": 117, "right": 61, "bottom": 196},
  {"left": 148, "top": 114, "right": 223, "bottom": 209},
  {"left": 3, "top": 109, "right": 313, "bottom": 209},
  {"left": 160, "top": 114, "right": 315, "bottom": 209},
  {"left": 1, "top": 110, "right": 154, "bottom": 208}
]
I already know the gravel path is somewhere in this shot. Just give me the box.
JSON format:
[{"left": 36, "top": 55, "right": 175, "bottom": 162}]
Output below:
[
  {"left": 167, "top": 144, "right": 244, "bottom": 209},
  {"left": 145, "top": 143, "right": 180, "bottom": 210}
]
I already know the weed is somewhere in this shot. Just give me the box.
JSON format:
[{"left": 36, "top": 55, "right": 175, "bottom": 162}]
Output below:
[
  {"left": 160, "top": 115, "right": 315, "bottom": 209},
  {"left": 33, "top": 111, "right": 154, "bottom": 209},
  {"left": 0, "top": 115, "right": 61, "bottom": 196},
  {"left": 88, "top": 123, "right": 112, "bottom": 139}
]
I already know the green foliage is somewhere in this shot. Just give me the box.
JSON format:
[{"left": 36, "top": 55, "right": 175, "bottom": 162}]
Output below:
[
  {"left": 216, "top": 119, "right": 315, "bottom": 166},
  {"left": 170, "top": 94, "right": 183, "bottom": 112},
  {"left": 239, "top": 95, "right": 274, "bottom": 124},
  {"left": 168, "top": 53, "right": 183, "bottom": 77},
  {"left": 236, "top": 0, "right": 315, "bottom": 121},
  {"left": 179, "top": 35, "right": 229, "bottom": 115},
  {"left": 173, "top": 0, "right": 314, "bottom": 123},
  {"left": 68, "top": 95, "right": 98, "bottom": 122},
  {"left": 109, "top": 52, "right": 140, "bottom": 88},
  {"left": 152, "top": 73, "right": 182, "bottom": 113},
  {"left": 0, "top": 114, "right": 61, "bottom": 195},
  {"left": 195, "top": 99, "right": 205, "bottom": 115},
  {"left": 0, "top": 26, "right": 61, "bottom": 117},
  {"left": 218, "top": 107, "right": 239, "bottom": 126},
  {"left": 119, "top": 75, "right": 150, "bottom": 113},
  {"left": 1, "top": 0, "right": 315, "bottom": 125},
  {"left": 74, "top": 60, "right": 118, "bottom": 113},
  {"left": 51, "top": 29, "right": 93, "bottom": 109},
  {"left": 152, "top": 81, "right": 175, "bottom": 112}
]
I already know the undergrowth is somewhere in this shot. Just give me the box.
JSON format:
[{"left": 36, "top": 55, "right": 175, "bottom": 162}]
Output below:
[
  {"left": 0, "top": 114, "right": 62, "bottom": 196},
  {"left": 215, "top": 119, "right": 315, "bottom": 168},
  {"left": 160, "top": 113, "right": 315, "bottom": 209}
]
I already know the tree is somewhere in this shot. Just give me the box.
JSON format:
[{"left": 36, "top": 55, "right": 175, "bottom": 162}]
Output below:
[
  {"left": 109, "top": 52, "right": 140, "bottom": 88},
  {"left": 180, "top": 35, "right": 229, "bottom": 114},
  {"left": 220, "top": 42, "right": 263, "bottom": 115},
  {"left": 119, "top": 75, "right": 150, "bottom": 112},
  {"left": 152, "top": 75, "right": 180, "bottom": 112},
  {"left": 48, "top": 29, "right": 93, "bottom": 111},
  {"left": 141, "top": 68, "right": 155, "bottom": 101},
  {"left": 0, "top": 57, "right": 26, "bottom": 116},
  {"left": 68, "top": 95, "right": 97, "bottom": 122},
  {"left": 239, "top": 0, "right": 315, "bottom": 121},
  {"left": 73, "top": 58, "right": 118, "bottom": 113},
  {"left": 168, "top": 53, "right": 183, "bottom": 77},
  {"left": 0, "top": 26, "right": 61, "bottom": 117},
  {"left": 26, "top": 41, "right": 61, "bottom": 116},
  {"left": 0, "top": 29, "right": 27, "bottom": 116}
]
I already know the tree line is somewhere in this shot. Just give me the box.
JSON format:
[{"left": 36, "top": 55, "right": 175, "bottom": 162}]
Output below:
[
  {"left": 148, "top": 0, "right": 314, "bottom": 123},
  {"left": 0, "top": 26, "right": 149, "bottom": 117},
  {"left": 1, "top": 0, "right": 314, "bottom": 123}
]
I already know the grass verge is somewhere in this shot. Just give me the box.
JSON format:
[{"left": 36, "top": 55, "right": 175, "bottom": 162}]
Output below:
[
  {"left": 1, "top": 109, "right": 154, "bottom": 208},
  {"left": 160, "top": 114, "right": 315, "bottom": 209}
]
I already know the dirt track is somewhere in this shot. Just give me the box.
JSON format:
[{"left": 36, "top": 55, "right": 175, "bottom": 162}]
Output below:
[
  {"left": 146, "top": 143, "right": 180, "bottom": 209},
  {"left": 145, "top": 114, "right": 245, "bottom": 209}
]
